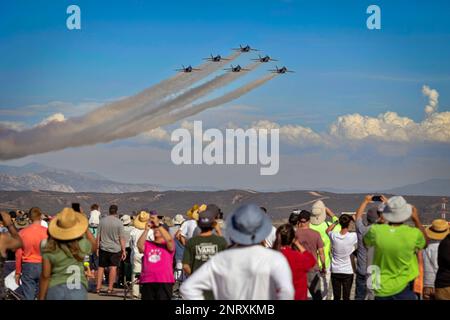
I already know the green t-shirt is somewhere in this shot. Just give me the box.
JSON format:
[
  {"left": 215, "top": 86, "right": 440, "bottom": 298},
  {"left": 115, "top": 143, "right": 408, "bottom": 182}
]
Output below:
[
  {"left": 183, "top": 234, "right": 228, "bottom": 273},
  {"left": 364, "top": 224, "right": 426, "bottom": 297},
  {"left": 42, "top": 237, "right": 92, "bottom": 289},
  {"left": 310, "top": 216, "right": 340, "bottom": 269}
]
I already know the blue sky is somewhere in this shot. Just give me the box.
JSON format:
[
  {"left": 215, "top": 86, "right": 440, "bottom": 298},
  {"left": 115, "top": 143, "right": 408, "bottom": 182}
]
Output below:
[{"left": 1, "top": 0, "right": 450, "bottom": 189}]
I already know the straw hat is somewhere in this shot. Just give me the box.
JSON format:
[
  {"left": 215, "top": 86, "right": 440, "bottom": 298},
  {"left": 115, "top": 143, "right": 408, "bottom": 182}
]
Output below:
[
  {"left": 48, "top": 208, "right": 88, "bottom": 241},
  {"left": 426, "top": 219, "right": 449, "bottom": 241},
  {"left": 133, "top": 211, "right": 150, "bottom": 230},
  {"left": 191, "top": 204, "right": 207, "bottom": 221},
  {"left": 311, "top": 200, "right": 326, "bottom": 225}
]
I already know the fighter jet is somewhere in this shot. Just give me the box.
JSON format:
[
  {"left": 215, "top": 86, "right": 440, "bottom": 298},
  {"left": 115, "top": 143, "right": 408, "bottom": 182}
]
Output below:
[
  {"left": 224, "top": 64, "right": 250, "bottom": 72},
  {"left": 203, "top": 54, "right": 230, "bottom": 62},
  {"left": 175, "top": 65, "right": 201, "bottom": 73},
  {"left": 232, "top": 44, "right": 258, "bottom": 52},
  {"left": 269, "top": 66, "right": 295, "bottom": 74},
  {"left": 252, "top": 54, "right": 278, "bottom": 63}
]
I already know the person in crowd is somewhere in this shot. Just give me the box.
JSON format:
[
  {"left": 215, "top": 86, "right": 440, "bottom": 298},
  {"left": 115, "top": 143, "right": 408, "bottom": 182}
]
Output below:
[
  {"left": 177, "top": 205, "right": 203, "bottom": 245},
  {"left": 326, "top": 214, "right": 357, "bottom": 300},
  {"left": 0, "top": 211, "right": 23, "bottom": 300},
  {"left": 364, "top": 196, "right": 427, "bottom": 300},
  {"left": 170, "top": 214, "right": 185, "bottom": 281},
  {"left": 261, "top": 207, "right": 277, "bottom": 248},
  {"left": 430, "top": 219, "right": 450, "bottom": 300},
  {"left": 96, "top": 205, "right": 126, "bottom": 294},
  {"left": 354, "top": 195, "right": 385, "bottom": 300},
  {"left": 15, "top": 214, "right": 30, "bottom": 230},
  {"left": 129, "top": 211, "right": 152, "bottom": 299},
  {"left": 180, "top": 204, "right": 294, "bottom": 300},
  {"left": 309, "top": 200, "right": 340, "bottom": 300},
  {"left": 88, "top": 204, "right": 101, "bottom": 237},
  {"left": 288, "top": 210, "right": 301, "bottom": 229},
  {"left": 15, "top": 207, "right": 48, "bottom": 300},
  {"left": 295, "top": 210, "right": 326, "bottom": 300},
  {"left": 182, "top": 207, "right": 228, "bottom": 299},
  {"left": 38, "top": 208, "right": 96, "bottom": 300},
  {"left": 118, "top": 214, "right": 133, "bottom": 288},
  {"left": 138, "top": 214, "right": 175, "bottom": 300},
  {"left": 273, "top": 224, "right": 316, "bottom": 300}
]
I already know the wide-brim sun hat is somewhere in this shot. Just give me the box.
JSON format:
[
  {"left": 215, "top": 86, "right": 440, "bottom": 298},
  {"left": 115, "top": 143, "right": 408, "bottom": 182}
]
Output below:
[
  {"left": 311, "top": 200, "right": 326, "bottom": 225},
  {"left": 121, "top": 214, "right": 131, "bottom": 226},
  {"left": 173, "top": 214, "right": 185, "bottom": 225},
  {"left": 133, "top": 211, "right": 150, "bottom": 230},
  {"left": 225, "top": 203, "right": 273, "bottom": 245},
  {"left": 426, "top": 219, "right": 449, "bottom": 240},
  {"left": 48, "top": 207, "right": 88, "bottom": 241},
  {"left": 382, "top": 196, "right": 413, "bottom": 223}
]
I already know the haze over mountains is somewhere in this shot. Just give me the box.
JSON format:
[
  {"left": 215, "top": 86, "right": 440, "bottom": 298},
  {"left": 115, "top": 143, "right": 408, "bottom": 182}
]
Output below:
[{"left": 0, "top": 163, "right": 449, "bottom": 196}]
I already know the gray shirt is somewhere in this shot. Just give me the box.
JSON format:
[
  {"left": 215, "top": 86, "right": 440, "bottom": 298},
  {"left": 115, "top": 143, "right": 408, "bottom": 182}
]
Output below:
[
  {"left": 355, "top": 218, "right": 370, "bottom": 275},
  {"left": 98, "top": 215, "right": 125, "bottom": 253}
]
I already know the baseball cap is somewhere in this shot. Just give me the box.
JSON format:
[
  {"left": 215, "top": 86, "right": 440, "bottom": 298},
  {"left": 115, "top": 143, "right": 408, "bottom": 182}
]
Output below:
[{"left": 198, "top": 209, "right": 216, "bottom": 228}]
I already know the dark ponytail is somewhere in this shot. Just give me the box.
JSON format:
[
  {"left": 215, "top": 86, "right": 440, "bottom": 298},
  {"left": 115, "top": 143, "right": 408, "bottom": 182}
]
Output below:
[{"left": 272, "top": 224, "right": 295, "bottom": 251}]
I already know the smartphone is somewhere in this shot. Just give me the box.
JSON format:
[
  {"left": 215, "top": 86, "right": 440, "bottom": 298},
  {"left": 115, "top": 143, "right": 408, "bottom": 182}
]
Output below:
[
  {"left": 72, "top": 202, "right": 81, "bottom": 213},
  {"left": 372, "top": 195, "right": 383, "bottom": 202}
]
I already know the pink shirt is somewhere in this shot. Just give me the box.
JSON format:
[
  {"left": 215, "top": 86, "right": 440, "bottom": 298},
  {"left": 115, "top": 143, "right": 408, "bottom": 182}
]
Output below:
[{"left": 140, "top": 241, "right": 175, "bottom": 284}]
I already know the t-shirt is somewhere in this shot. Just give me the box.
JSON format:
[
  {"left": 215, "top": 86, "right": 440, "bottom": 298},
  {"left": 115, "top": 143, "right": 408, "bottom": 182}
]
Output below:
[
  {"left": 355, "top": 218, "right": 371, "bottom": 275},
  {"left": 364, "top": 224, "right": 426, "bottom": 297},
  {"left": 42, "top": 236, "right": 92, "bottom": 289},
  {"left": 123, "top": 225, "right": 133, "bottom": 248},
  {"left": 264, "top": 226, "right": 277, "bottom": 248},
  {"left": 179, "top": 220, "right": 198, "bottom": 241},
  {"left": 328, "top": 231, "right": 357, "bottom": 274},
  {"left": 280, "top": 247, "right": 316, "bottom": 300},
  {"left": 89, "top": 210, "right": 101, "bottom": 227},
  {"left": 140, "top": 241, "right": 175, "bottom": 284},
  {"left": 129, "top": 227, "right": 154, "bottom": 271},
  {"left": 435, "top": 233, "right": 450, "bottom": 288},
  {"left": 295, "top": 228, "right": 324, "bottom": 270},
  {"left": 98, "top": 215, "right": 125, "bottom": 253},
  {"left": 183, "top": 234, "right": 228, "bottom": 274},
  {"left": 310, "top": 216, "right": 340, "bottom": 269},
  {"left": 15, "top": 223, "right": 48, "bottom": 274}
]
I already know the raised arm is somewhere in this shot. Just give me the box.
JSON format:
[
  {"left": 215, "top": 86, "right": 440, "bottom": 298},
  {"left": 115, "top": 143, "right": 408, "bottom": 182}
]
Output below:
[
  {"left": 356, "top": 195, "right": 373, "bottom": 221},
  {"left": 137, "top": 224, "right": 150, "bottom": 254}
]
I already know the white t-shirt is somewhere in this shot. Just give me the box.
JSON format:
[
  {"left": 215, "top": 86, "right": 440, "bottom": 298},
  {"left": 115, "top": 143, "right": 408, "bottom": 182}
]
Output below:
[
  {"left": 40, "top": 220, "right": 48, "bottom": 228},
  {"left": 328, "top": 231, "right": 357, "bottom": 274},
  {"left": 89, "top": 210, "right": 101, "bottom": 226},
  {"left": 264, "top": 225, "right": 277, "bottom": 248},
  {"left": 179, "top": 219, "right": 198, "bottom": 240},
  {"left": 180, "top": 245, "right": 294, "bottom": 300}
]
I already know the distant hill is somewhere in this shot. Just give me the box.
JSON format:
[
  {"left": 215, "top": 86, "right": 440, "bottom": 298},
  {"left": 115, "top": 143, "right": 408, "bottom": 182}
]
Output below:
[
  {"left": 0, "top": 189, "right": 444, "bottom": 224},
  {"left": 0, "top": 163, "right": 160, "bottom": 193},
  {"left": 384, "top": 179, "right": 450, "bottom": 196}
]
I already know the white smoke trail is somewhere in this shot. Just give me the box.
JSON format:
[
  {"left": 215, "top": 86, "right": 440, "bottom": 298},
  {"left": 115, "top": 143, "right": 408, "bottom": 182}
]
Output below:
[
  {"left": 117, "top": 73, "right": 278, "bottom": 138},
  {"left": 108, "top": 62, "right": 261, "bottom": 138},
  {"left": 80, "top": 51, "right": 242, "bottom": 126},
  {"left": 422, "top": 85, "right": 439, "bottom": 116},
  {"left": 0, "top": 62, "right": 271, "bottom": 160}
]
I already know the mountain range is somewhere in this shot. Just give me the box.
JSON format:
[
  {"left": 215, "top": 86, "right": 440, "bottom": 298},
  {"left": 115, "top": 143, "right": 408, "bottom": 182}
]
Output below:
[{"left": 0, "top": 163, "right": 449, "bottom": 196}]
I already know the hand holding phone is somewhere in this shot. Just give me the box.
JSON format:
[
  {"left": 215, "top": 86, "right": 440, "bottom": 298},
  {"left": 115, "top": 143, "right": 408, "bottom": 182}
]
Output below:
[{"left": 372, "top": 195, "right": 383, "bottom": 202}]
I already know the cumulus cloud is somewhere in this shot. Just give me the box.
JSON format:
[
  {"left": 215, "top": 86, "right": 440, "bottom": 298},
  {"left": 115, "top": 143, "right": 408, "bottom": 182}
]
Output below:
[
  {"left": 38, "top": 113, "right": 66, "bottom": 126},
  {"left": 422, "top": 85, "right": 439, "bottom": 116}
]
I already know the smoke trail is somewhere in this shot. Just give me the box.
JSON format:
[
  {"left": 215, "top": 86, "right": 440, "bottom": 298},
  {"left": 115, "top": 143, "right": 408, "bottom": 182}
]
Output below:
[
  {"left": 0, "top": 62, "right": 270, "bottom": 160},
  {"left": 81, "top": 51, "right": 241, "bottom": 125},
  {"left": 115, "top": 73, "right": 278, "bottom": 138},
  {"left": 107, "top": 62, "right": 261, "bottom": 138}
]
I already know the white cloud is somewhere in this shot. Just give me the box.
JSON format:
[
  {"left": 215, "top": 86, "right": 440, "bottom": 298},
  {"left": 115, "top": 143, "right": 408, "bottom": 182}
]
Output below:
[
  {"left": 38, "top": 113, "right": 66, "bottom": 127},
  {"left": 422, "top": 85, "right": 439, "bottom": 116}
]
